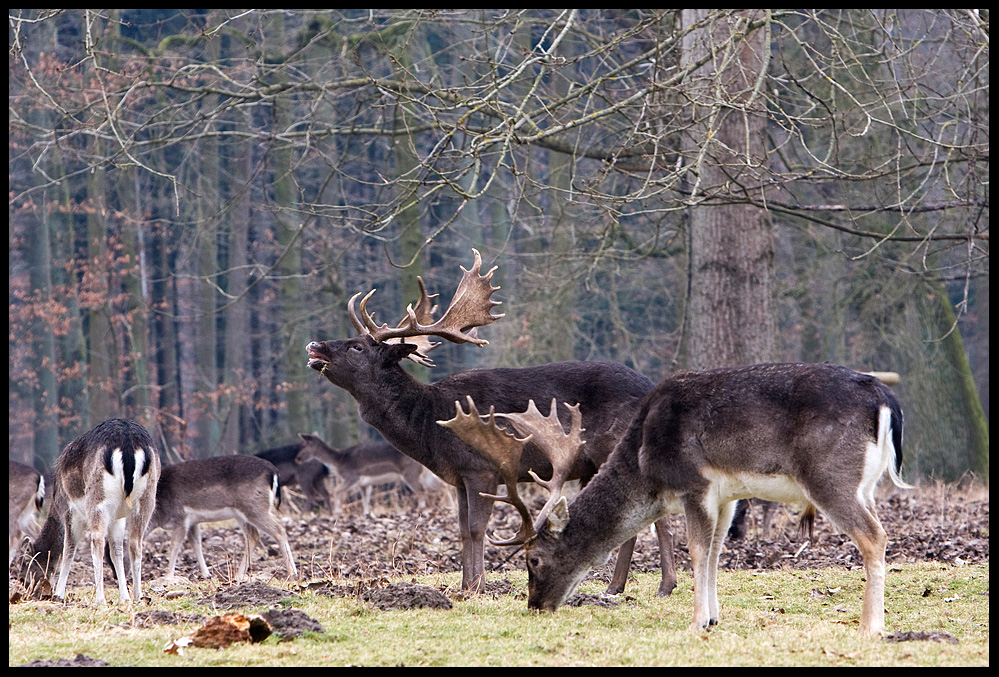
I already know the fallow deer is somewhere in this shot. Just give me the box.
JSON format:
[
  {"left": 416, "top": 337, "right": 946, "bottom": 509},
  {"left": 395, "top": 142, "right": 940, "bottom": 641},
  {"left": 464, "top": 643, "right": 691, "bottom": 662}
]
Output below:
[
  {"left": 444, "top": 362, "right": 910, "bottom": 638},
  {"left": 149, "top": 455, "right": 298, "bottom": 580},
  {"left": 256, "top": 443, "right": 334, "bottom": 515},
  {"left": 295, "top": 434, "right": 449, "bottom": 516},
  {"left": 306, "top": 249, "right": 675, "bottom": 595},
  {"left": 726, "top": 371, "right": 902, "bottom": 542},
  {"left": 18, "top": 419, "right": 160, "bottom": 605},
  {"left": 9, "top": 460, "right": 45, "bottom": 565}
]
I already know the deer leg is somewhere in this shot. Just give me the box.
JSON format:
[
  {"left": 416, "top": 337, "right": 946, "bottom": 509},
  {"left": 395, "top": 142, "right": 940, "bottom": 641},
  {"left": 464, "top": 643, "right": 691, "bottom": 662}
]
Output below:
[
  {"left": 166, "top": 524, "right": 187, "bottom": 578},
  {"left": 457, "top": 483, "right": 492, "bottom": 592},
  {"left": 315, "top": 477, "right": 334, "bottom": 516},
  {"left": 189, "top": 523, "right": 211, "bottom": 578},
  {"left": 653, "top": 518, "right": 677, "bottom": 597},
  {"left": 808, "top": 459, "right": 891, "bottom": 639},
  {"left": 684, "top": 496, "right": 721, "bottom": 631},
  {"left": 89, "top": 532, "right": 110, "bottom": 605},
  {"left": 253, "top": 514, "right": 298, "bottom": 580},
  {"left": 53, "top": 518, "right": 79, "bottom": 600},
  {"left": 854, "top": 521, "right": 888, "bottom": 638},
  {"left": 127, "top": 517, "right": 145, "bottom": 603},
  {"left": 239, "top": 522, "right": 261, "bottom": 581},
  {"left": 106, "top": 517, "right": 131, "bottom": 604},
  {"left": 361, "top": 484, "right": 374, "bottom": 516},
  {"left": 821, "top": 499, "right": 888, "bottom": 638},
  {"left": 760, "top": 500, "right": 776, "bottom": 539},
  {"left": 705, "top": 500, "right": 737, "bottom": 621},
  {"left": 605, "top": 537, "right": 637, "bottom": 595}
]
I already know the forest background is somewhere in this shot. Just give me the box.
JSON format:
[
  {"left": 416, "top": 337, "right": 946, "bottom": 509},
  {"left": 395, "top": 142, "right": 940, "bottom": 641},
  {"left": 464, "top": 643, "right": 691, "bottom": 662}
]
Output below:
[{"left": 8, "top": 10, "right": 989, "bottom": 482}]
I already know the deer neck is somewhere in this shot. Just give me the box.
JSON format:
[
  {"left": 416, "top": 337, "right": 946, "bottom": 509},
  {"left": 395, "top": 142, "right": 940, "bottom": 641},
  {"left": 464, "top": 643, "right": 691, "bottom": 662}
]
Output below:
[
  {"left": 553, "top": 450, "right": 675, "bottom": 567},
  {"left": 352, "top": 368, "right": 442, "bottom": 467}
]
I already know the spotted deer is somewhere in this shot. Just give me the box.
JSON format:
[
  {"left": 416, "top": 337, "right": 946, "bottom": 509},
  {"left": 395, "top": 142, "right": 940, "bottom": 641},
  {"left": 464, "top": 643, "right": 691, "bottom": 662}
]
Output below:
[
  {"left": 18, "top": 419, "right": 160, "bottom": 605},
  {"left": 306, "top": 250, "right": 675, "bottom": 595},
  {"left": 443, "top": 362, "right": 910, "bottom": 638}
]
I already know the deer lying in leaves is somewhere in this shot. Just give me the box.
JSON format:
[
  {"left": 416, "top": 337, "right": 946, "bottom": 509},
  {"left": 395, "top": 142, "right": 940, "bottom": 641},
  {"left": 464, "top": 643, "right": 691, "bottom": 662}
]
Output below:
[
  {"left": 306, "top": 249, "right": 675, "bottom": 595},
  {"left": 442, "top": 362, "right": 910, "bottom": 638}
]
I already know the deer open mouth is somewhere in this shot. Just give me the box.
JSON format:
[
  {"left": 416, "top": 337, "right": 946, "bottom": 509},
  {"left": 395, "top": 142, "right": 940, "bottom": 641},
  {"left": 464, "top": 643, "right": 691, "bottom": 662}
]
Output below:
[{"left": 306, "top": 342, "right": 330, "bottom": 372}]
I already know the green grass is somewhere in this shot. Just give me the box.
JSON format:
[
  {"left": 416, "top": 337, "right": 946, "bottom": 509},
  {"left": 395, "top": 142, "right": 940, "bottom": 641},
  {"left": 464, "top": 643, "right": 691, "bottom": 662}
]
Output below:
[{"left": 8, "top": 562, "right": 988, "bottom": 666}]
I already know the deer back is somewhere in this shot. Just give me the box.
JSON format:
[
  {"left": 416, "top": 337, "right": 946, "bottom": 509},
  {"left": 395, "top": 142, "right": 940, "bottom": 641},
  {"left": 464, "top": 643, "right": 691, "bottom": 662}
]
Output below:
[
  {"left": 297, "top": 435, "right": 419, "bottom": 483},
  {"left": 429, "top": 360, "right": 656, "bottom": 481},
  {"left": 56, "top": 419, "right": 159, "bottom": 523},
  {"left": 634, "top": 363, "right": 904, "bottom": 494},
  {"left": 152, "top": 456, "right": 279, "bottom": 531}
]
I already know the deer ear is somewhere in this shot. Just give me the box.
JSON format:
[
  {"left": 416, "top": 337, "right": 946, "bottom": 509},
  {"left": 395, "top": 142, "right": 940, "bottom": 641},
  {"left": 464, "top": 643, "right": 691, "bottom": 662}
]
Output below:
[
  {"left": 381, "top": 341, "right": 420, "bottom": 364},
  {"left": 547, "top": 496, "right": 570, "bottom": 535}
]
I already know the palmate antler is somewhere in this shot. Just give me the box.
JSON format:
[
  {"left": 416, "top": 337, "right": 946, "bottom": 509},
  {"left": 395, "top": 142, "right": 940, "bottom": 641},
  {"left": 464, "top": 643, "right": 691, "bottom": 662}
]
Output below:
[
  {"left": 347, "top": 249, "right": 504, "bottom": 366},
  {"left": 438, "top": 396, "right": 585, "bottom": 546}
]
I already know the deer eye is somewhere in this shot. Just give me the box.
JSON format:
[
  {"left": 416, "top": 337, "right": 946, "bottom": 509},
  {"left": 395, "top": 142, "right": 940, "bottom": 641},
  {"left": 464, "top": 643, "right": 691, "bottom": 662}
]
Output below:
[{"left": 351, "top": 344, "right": 364, "bottom": 352}]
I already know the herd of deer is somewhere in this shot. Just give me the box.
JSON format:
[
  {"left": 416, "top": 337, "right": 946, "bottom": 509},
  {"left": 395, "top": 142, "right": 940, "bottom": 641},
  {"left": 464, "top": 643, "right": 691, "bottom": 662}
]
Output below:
[{"left": 10, "top": 250, "right": 911, "bottom": 639}]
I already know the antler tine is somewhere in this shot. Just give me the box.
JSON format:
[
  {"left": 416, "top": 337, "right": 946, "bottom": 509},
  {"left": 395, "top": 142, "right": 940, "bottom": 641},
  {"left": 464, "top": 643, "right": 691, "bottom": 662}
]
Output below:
[
  {"left": 348, "top": 279, "right": 443, "bottom": 366},
  {"left": 421, "top": 248, "right": 504, "bottom": 345},
  {"left": 347, "top": 290, "right": 378, "bottom": 335},
  {"left": 385, "top": 277, "right": 442, "bottom": 367},
  {"left": 437, "top": 396, "right": 537, "bottom": 546},
  {"left": 360, "top": 249, "right": 503, "bottom": 348},
  {"left": 496, "top": 399, "right": 585, "bottom": 528}
]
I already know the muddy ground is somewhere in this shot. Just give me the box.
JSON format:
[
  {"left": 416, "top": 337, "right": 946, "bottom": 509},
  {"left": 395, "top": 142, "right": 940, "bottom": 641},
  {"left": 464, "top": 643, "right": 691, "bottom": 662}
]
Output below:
[{"left": 11, "top": 479, "right": 989, "bottom": 614}]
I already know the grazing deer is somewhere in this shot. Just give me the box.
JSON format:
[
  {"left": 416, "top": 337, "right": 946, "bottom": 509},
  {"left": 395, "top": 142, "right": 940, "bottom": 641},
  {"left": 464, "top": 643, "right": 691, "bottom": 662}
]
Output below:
[
  {"left": 445, "top": 362, "right": 910, "bottom": 638},
  {"left": 18, "top": 419, "right": 160, "bottom": 605},
  {"left": 306, "top": 249, "right": 675, "bottom": 595},
  {"left": 9, "top": 461, "right": 46, "bottom": 565},
  {"left": 256, "top": 443, "right": 334, "bottom": 515},
  {"left": 149, "top": 455, "right": 298, "bottom": 581},
  {"left": 295, "top": 434, "right": 448, "bottom": 516}
]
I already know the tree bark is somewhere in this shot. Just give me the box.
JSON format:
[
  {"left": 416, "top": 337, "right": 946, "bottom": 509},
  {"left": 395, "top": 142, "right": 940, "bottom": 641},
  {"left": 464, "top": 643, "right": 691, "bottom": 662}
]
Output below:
[{"left": 680, "top": 9, "right": 779, "bottom": 369}]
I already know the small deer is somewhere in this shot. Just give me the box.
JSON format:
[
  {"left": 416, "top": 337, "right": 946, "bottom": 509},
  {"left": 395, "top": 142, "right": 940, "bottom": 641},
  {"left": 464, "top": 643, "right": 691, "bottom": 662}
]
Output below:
[
  {"left": 295, "top": 434, "right": 448, "bottom": 516},
  {"left": 18, "top": 419, "right": 160, "bottom": 605},
  {"left": 149, "top": 455, "right": 298, "bottom": 581},
  {"left": 444, "top": 363, "right": 911, "bottom": 638},
  {"left": 306, "top": 250, "right": 676, "bottom": 595},
  {"left": 9, "top": 461, "right": 46, "bottom": 565},
  {"left": 256, "top": 443, "right": 334, "bottom": 515}
]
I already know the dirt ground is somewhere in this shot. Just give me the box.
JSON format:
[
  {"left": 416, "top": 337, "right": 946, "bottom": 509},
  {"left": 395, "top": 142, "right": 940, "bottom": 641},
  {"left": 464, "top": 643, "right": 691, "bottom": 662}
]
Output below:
[
  {"left": 12, "top": 479, "right": 989, "bottom": 613},
  {"left": 9, "top": 478, "right": 989, "bottom": 665}
]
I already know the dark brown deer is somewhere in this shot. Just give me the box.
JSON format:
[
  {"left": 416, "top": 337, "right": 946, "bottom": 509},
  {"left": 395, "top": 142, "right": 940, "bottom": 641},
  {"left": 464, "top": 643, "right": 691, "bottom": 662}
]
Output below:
[
  {"left": 149, "top": 455, "right": 298, "bottom": 580},
  {"left": 295, "top": 434, "right": 449, "bottom": 516},
  {"left": 306, "top": 249, "right": 675, "bottom": 594},
  {"left": 726, "top": 371, "right": 902, "bottom": 543},
  {"left": 255, "top": 443, "right": 334, "bottom": 515},
  {"left": 9, "top": 461, "right": 45, "bottom": 565},
  {"left": 18, "top": 419, "right": 160, "bottom": 605},
  {"left": 448, "top": 363, "right": 910, "bottom": 638}
]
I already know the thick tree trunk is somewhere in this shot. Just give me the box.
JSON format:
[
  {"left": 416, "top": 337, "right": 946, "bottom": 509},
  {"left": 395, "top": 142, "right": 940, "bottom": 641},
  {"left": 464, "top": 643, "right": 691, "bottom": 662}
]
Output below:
[{"left": 680, "top": 9, "right": 779, "bottom": 369}]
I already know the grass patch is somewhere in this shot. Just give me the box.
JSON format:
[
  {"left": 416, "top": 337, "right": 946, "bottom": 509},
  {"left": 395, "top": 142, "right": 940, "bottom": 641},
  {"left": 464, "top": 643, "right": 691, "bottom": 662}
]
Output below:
[{"left": 8, "top": 562, "right": 988, "bottom": 666}]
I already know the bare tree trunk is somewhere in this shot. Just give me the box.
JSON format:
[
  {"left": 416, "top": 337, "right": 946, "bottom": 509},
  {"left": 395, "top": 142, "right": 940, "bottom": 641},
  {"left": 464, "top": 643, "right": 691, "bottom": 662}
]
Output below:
[
  {"left": 26, "top": 192, "right": 60, "bottom": 466},
  {"left": 680, "top": 9, "right": 779, "bottom": 369},
  {"left": 85, "top": 158, "right": 118, "bottom": 423},
  {"left": 220, "top": 135, "right": 252, "bottom": 455}
]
